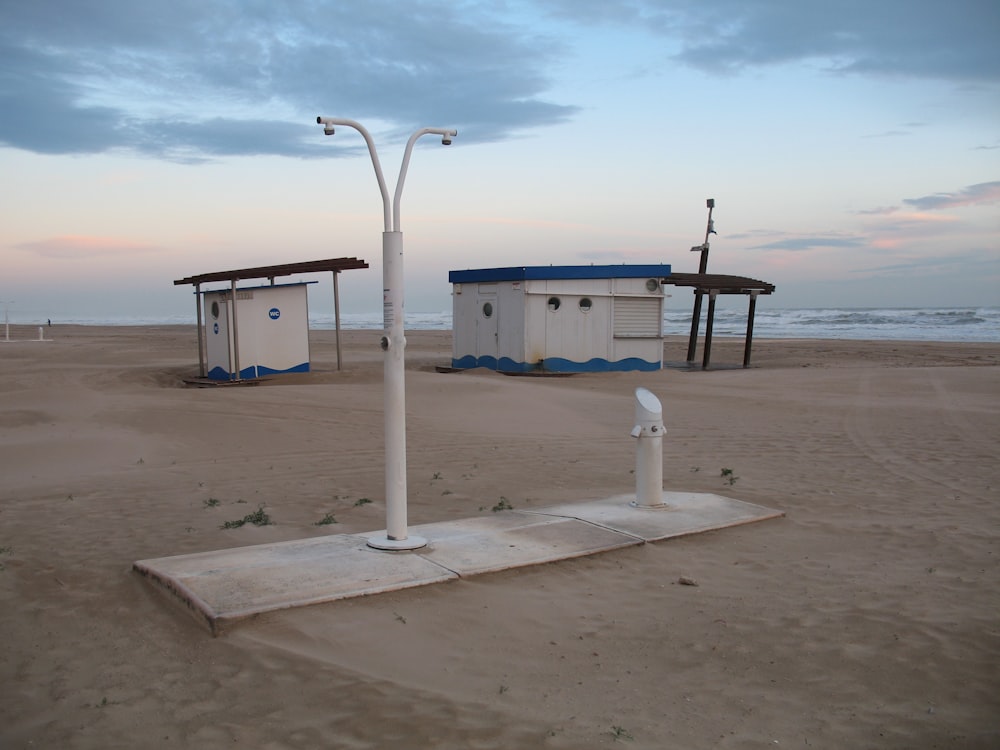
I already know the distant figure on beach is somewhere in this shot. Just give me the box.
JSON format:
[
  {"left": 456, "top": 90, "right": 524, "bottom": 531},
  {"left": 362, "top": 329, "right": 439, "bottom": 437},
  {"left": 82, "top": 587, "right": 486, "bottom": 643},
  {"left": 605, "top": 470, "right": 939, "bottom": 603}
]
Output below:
[{"left": 47, "top": 319, "right": 51, "bottom": 326}]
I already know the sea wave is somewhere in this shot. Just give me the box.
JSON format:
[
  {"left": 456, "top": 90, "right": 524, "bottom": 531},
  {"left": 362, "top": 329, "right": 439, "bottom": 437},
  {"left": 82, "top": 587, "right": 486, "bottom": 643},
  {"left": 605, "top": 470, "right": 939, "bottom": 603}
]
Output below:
[{"left": 6, "top": 307, "right": 998, "bottom": 343}]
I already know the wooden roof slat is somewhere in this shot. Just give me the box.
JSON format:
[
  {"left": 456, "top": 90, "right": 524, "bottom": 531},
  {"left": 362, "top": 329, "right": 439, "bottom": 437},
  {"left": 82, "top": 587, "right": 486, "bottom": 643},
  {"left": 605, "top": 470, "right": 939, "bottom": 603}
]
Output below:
[
  {"left": 174, "top": 257, "right": 369, "bottom": 286},
  {"left": 665, "top": 273, "right": 775, "bottom": 294}
]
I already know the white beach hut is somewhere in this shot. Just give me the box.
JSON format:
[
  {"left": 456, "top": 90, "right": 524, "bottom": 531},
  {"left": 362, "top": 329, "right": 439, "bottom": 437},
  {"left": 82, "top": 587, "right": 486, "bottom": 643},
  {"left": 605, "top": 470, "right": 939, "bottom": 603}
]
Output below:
[
  {"left": 203, "top": 282, "right": 311, "bottom": 380},
  {"left": 448, "top": 264, "right": 672, "bottom": 373},
  {"left": 175, "top": 257, "right": 369, "bottom": 382}
]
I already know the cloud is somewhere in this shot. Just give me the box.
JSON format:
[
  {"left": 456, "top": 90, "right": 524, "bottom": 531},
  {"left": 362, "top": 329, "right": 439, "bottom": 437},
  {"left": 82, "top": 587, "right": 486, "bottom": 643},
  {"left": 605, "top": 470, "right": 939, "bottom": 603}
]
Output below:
[
  {"left": 16, "top": 235, "right": 163, "bottom": 259},
  {"left": 902, "top": 181, "right": 1000, "bottom": 210},
  {"left": 0, "top": 0, "right": 578, "bottom": 160},
  {"left": 3, "top": 1, "right": 996, "bottom": 164},
  {"left": 860, "top": 250, "right": 999, "bottom": 275},
  {"left": 541, "top": 0, "right": 1000, "bottom": 82},
  {"left": 749, "top": 235, "right": 865, "bottom": 252},
  {"left": 856, "top": 206, "right": 900, "bottom": 216}
]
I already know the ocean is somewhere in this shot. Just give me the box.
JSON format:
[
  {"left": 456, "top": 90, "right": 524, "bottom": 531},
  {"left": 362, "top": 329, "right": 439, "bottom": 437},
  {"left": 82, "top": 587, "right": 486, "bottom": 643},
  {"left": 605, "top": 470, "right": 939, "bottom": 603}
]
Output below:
[{"left": 5, "top": 307, "right": 998, "bottom": 343}]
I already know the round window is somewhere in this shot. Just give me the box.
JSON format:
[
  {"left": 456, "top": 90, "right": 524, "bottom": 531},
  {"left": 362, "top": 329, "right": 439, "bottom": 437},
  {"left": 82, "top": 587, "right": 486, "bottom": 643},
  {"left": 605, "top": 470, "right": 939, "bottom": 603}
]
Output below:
[
  {"left": 579, "top": 297, "right": 593, "bottom": 312},
  {"left": 547, "top": 296, "right": 561, "bottom": 312},
  {"left": 210, "top": 301, "right": 220, "bottom": 319},
  {"left": 482, "top": 301, "right": 493, "bottom": 318}
]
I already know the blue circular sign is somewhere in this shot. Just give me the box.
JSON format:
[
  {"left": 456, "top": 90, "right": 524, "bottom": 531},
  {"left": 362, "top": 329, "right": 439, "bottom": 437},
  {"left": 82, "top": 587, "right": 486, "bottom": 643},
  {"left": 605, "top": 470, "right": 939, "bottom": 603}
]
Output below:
[
  {"left": 213, "top": 322, "right": 219, "bottom": 334},
  {"left": 268, "top": 307, "right": 281, "bottom": 320}
]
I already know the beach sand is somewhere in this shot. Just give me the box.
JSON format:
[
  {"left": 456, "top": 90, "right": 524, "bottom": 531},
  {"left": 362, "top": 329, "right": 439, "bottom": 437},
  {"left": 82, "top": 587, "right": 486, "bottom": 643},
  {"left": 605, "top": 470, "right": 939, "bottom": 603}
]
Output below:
[{"left": 1, "top": 326, "right": 998, "bottom": 748}]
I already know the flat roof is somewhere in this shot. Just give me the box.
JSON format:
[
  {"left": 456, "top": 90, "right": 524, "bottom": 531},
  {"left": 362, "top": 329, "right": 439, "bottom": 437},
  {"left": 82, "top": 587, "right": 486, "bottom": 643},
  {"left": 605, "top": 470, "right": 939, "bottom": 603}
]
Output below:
[
  {"left": 174, "top": 257, "right": 369, "bottom": 286},
  {"left": 666, "top": 273, "right": 775, "bottom": 294},
  {"left": 199, "top": 280, "right": 317, "bottom": 294},
  {"left": 449, "top": 264, "right": 673, "bottom": 284}
]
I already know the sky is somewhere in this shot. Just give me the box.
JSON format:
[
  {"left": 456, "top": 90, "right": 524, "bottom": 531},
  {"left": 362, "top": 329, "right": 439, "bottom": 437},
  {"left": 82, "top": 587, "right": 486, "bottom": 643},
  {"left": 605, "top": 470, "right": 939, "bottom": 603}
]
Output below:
[{"left": 1, "top": 0, "right": 998, "bottom": 322}]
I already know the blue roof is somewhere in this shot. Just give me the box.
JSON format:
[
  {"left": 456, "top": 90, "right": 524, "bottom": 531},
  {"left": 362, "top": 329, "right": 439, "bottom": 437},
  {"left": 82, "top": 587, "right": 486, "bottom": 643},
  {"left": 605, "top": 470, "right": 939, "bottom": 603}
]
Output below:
[{"left": 448, "top": 264, "right": 672, "bottom": 284}]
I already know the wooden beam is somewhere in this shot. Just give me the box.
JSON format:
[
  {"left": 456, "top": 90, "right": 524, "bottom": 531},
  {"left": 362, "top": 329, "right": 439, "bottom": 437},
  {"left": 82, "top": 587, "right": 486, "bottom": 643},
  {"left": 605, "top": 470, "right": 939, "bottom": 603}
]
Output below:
[{"left": 743, "top": 290, "right": 759, "bottom": 368}]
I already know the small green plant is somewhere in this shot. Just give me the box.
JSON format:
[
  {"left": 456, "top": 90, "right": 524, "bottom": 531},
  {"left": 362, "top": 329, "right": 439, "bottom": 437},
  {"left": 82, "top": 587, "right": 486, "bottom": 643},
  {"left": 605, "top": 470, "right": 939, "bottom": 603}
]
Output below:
[
  {"left": 245, "top": 506, "right": 270, "bottom": 525},
  {"left": 432, "top": 471, "right": 442, "bottom": 480},
  {"left": 498, "top": 684, "right": 509, "bottom": 695},
  {"left": 203, "top": 498, "right": 220, "bottom": 508},
  {"left": 221, "top": 506, "right": 271, "bottom": 529},
  {"left": 316, "top": 512, "right": 337, "bottom": 526},
  {"left": 611, "top": 725, "right": 634, "bottom": 741},
  {"left": 720, "top": 468, "right": 738, "bottom": 485},
  {"left": 136, "top": 457, "right": 144, "bottom": 465},
  {"left": 394, "top": 612, "right": 407, "bottom": 624},
  {"left": 492, "top": 497, "right": 513, "bottom": 512},
  {"left": 354, "top": 497, "right": 371, "bottom": 507}
]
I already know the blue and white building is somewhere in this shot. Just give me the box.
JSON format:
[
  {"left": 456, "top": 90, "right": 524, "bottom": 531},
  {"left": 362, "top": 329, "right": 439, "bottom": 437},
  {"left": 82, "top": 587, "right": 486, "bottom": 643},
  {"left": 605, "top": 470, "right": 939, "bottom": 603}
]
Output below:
[
  {"left": 175, "top": 257, "right": 369, "bottom": 381},
  {"left": 202, "top": 282, "right": 311, "bottom": 380},
  {"left": 448, "top": 264, "right": 672, "bottom": 373}
]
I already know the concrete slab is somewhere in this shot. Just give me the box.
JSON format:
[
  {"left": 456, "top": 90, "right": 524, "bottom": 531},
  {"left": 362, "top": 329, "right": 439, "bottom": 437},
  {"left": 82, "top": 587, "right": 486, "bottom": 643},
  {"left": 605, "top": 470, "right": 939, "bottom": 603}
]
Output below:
[
  {"left": 135, "top": 492, "right": 783, "bottom": 634},
  {"left": 135, "top": 534, "right": 458, "bottom": 634},
  {"left": 413, "top": 511, "right": 642, "bottom": 576},
  {"left": 525, "top": 492, "right": 785, "bottom": 542}
]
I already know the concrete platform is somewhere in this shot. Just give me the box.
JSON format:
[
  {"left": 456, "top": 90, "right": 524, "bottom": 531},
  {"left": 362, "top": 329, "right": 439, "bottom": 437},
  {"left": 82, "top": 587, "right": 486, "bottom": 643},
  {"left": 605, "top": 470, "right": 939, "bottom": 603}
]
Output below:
[
  {"left": 135, "top": 492, "right": 782, "bottom": 634},
  {"left": 526, "top": 492, "right": 783, "bottom": 541}
]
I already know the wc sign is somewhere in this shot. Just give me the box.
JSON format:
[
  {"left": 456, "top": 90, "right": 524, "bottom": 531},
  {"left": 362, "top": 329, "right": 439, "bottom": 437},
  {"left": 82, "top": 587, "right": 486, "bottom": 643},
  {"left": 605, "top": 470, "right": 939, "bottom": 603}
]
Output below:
[{"left": 268, "top": 307, "right": 281, "bottom": 320}]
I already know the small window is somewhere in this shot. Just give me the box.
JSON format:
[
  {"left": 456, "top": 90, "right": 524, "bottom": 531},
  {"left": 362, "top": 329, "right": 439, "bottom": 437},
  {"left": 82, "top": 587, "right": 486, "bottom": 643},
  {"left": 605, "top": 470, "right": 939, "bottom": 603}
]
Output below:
[
  {"left": 210, "top": 301, "right": 220, "bottom": 319},
  {"left": 482, "top": 301, "right": 493, "bottom": 318},
  {"left": 547, "top": 296, "right": 561, "bottom": 312},
  {"left": 579, "top": 297, "right": 593, "bottom": 312}
]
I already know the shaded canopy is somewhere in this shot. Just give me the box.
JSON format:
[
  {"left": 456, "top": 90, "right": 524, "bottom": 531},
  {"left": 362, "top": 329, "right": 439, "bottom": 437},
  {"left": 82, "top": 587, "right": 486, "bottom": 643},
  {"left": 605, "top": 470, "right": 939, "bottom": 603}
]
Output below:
[
  {"left": 664, "top": 273, "right": 775, "bottom": 295},
  {"left": 174, "top": 256, "right": 370, "bottom": 379},
  {"left": 174, "top": 257, "right": 369, "bottom": 286}
]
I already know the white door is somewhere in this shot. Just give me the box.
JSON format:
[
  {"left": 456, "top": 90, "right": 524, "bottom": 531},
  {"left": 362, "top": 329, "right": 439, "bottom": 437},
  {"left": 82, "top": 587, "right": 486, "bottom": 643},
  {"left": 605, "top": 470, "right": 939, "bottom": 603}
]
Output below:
[{"left": 475, "top": 294, "right": 498, "bottom": 368}]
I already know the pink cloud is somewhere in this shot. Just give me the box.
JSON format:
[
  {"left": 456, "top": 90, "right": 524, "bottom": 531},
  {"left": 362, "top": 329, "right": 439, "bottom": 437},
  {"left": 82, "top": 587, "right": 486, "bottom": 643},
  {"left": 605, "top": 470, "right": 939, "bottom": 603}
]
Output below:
[{"left": 16, "top": 235, "right": 163, "bottom": 259}]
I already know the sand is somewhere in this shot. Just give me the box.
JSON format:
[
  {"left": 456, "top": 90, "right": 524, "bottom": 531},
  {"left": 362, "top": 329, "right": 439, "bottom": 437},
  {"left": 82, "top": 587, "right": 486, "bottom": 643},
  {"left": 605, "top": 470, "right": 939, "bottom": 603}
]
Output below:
[{"left": 1, "top": 325, "right": 998, "bottom": 749}]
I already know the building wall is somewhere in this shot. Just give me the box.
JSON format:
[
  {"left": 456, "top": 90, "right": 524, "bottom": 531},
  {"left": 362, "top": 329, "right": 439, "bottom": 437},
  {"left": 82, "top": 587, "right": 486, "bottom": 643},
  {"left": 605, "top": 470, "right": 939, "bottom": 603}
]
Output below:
[
  {"left": 204, "top": 284, "right": 311, "bottom": 380},
  {"left": 452, "top": 274, "right": 664, "bottom": 372}
]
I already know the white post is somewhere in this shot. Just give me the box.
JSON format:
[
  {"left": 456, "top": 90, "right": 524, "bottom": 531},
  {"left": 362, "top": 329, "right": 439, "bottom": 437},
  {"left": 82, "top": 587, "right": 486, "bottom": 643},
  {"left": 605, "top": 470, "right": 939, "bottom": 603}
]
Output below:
[
  {"left": 630, "top": 387, "right": 666, "bottom": 508},
  {"left": 375, "top": 229, "right": 414, "bottom": 547},
  {"left": 317, "top": 116, "right": 455, "bottom": 551},
  {"left": 3, "top": 301, "right": 10, "bottom": 342},
  {"left": 37, "top": 326, "right": 44, "bottom": 341}
]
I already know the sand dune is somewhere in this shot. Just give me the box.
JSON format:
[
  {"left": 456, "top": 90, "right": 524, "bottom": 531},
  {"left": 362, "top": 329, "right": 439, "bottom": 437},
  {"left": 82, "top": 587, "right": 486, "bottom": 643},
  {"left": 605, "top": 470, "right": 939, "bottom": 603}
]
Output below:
[{"left": 1, "top": 326, "right": 998, "bottom": 748}]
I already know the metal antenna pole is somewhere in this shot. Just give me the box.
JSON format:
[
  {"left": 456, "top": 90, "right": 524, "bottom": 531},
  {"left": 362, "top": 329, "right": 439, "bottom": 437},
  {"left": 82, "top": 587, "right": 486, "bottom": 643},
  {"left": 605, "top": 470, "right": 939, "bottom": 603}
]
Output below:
[{"left": 685, "top": 199, "right": 715, "bottom": 362}]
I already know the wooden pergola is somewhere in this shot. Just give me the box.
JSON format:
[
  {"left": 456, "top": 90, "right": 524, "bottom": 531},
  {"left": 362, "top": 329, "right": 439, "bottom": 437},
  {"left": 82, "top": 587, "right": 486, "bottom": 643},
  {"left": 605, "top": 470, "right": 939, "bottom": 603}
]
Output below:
[
  {"left": 174, "top": 257, "right": 369, "bottom": 377},
  {"left": 664, "top": 273, "right": 776, "bottom": 370}
]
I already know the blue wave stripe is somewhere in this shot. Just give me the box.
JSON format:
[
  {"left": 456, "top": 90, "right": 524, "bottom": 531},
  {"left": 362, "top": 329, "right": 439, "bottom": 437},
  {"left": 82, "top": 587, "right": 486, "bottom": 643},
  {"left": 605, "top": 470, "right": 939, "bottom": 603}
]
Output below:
[
  {"left": 206, "top": 362, "right": 310, "bottom": 380},
  {"left": 450, "top": 356, "right": 660, "bottom": 373}
]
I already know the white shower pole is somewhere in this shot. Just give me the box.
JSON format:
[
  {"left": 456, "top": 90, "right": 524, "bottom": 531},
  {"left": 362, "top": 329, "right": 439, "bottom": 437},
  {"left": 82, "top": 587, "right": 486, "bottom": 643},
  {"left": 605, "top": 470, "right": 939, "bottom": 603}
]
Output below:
[{"left": 317, "top": 117, "right": 457, "bottom": 550}]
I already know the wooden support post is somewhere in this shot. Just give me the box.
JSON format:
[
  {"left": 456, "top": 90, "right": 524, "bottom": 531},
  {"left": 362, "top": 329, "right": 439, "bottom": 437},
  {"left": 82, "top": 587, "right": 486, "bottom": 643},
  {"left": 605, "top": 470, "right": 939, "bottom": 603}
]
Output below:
[
  {"left": 743, "top": 291, "right": 759, "bottom": 368},
  {"left": 686, "top": 290, "right": 703, "bottom": 362},
  {"left": 702, "top": 289, "right": 718, "bottom": 370},
  {"left": 194, "top": 283, "right": 206, "bottom": 377},
  {"left": 333, "top": 270, "right": 343, "bottom": 371},
  {"left": 230, "top": 279, "right": 241, "bottom": 381}
]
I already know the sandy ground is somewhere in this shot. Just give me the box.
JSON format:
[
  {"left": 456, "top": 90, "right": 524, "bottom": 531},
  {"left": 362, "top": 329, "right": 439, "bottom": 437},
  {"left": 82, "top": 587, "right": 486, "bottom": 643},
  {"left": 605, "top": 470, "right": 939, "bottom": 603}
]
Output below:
[{"left": 1, "top": 325, "right": 998, "bottom": 749}]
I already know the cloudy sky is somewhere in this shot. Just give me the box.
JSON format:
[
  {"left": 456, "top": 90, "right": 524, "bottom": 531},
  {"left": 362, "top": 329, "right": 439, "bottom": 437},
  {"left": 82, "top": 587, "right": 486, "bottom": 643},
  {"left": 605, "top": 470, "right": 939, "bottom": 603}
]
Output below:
[{"left": 1, "top": 0, "right": 998, "bottom": 321}]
